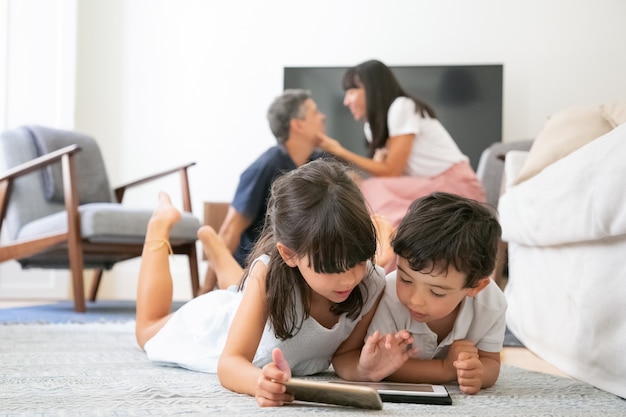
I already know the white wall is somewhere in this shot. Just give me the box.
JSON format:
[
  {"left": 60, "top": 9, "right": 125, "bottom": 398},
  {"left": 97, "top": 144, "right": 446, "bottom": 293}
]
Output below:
[
  {"left": 0, "top": 0, "right": 77, "bottom": 299},
  {"left": 73, "top": 0, "right": 626, "bottom": 204},
  {"left": 2, "top": 0, "right": 626, "bottom": 300}
]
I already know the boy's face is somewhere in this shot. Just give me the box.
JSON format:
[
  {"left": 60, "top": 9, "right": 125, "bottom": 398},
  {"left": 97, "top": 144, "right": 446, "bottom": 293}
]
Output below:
[{"left": 394, "top": 257, "right": 485, "bottom": 325}]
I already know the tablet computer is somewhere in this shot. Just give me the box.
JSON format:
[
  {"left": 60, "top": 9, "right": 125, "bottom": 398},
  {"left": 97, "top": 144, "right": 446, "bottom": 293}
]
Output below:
[
  {"left": 284, "top": 378, "right": 383, "bottom": 410},
  {"left": 330, "top": 380, "right": 452, "bottom": 405}
]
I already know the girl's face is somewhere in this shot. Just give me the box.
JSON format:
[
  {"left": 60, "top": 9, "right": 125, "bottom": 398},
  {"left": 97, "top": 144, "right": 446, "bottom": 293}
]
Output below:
[
  {"left": 293, "top": 256, "right": 368, "bottom": 304},
  {"left": 343, "top": 86, "right": 366, "bottom": 121}
]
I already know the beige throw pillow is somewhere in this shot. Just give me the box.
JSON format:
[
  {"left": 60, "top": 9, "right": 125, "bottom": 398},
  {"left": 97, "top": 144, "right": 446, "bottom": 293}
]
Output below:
[
  {"left": 601, "top": 102, "right": 626, "bottom": 128},
  {"left": 514, "top": 104, "right": 625, "bottom": 184}
]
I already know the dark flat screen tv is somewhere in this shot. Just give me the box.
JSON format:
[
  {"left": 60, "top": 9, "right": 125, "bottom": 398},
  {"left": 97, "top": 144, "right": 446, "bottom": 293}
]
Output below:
[{"left": 284, "top": 64, "right": 503, "bottom": 170}]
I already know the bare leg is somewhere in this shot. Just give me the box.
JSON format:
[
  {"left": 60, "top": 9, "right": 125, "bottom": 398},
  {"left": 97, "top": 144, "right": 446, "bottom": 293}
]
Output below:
[
  {"left": 199, "top": 266, "right": 218, "bottom": 295},
  {"left": 135, "top": 192, "right": 182, "bottom": 349},
  {"left": 372, "top": 214, "right": 396, "bottom": 269},
  {"left": 197, "top": 225, "right": 244, "bottom": 289}
]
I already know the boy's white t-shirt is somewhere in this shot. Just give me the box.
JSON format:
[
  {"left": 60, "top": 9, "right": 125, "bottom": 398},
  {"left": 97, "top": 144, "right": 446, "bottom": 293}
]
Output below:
[
  {"left": 367, "top": 271, "right": 507, "bottom": 359},
  {"left": 364, "top": 97, "right": 468, "bottom": 177}
]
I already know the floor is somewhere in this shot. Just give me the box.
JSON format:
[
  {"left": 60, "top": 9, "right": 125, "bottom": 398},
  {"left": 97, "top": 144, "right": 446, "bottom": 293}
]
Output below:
[{"left": 0, "top": 299, "right": 570, "bottom": 379}]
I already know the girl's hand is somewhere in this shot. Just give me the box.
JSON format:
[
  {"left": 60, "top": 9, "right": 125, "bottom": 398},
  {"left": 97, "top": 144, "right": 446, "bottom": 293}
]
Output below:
[
  {"left": 254, "top": 348, "right": 294, "bottom": 407},
  {"left": 255, "top": 348, "right": 294, "bottom": 407},
  {"left": 358, "top": 330, "right": 417, "bottom": 381}
]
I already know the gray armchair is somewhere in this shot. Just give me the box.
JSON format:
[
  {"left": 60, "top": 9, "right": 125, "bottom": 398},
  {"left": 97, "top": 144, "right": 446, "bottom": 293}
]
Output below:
[
  {"left": 475, "top": 139, "right": 534, "bottom": 287},
  {"left": 476, "top": 139, "right": 534, "bottom": 209},
  {"left": 0, "top": 125, "right": 201, "bottom": 312}
]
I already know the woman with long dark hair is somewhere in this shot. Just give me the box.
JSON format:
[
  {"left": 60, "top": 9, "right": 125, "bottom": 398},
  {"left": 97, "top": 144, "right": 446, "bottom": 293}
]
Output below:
[{"left": 317, "top": 60, "right": 485, "bottom": 251}]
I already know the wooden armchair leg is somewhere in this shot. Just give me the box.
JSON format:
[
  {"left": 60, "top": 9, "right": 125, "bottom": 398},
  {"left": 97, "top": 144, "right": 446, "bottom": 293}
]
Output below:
[
  {"left": 68, "top": 250, "right": 87, "bottom": 313},
  {"left": 89, "top": 269, "right": 104, "bottom": 302},
  {"left": 63, "top": 152, "right": 86, "bottom": 312}
]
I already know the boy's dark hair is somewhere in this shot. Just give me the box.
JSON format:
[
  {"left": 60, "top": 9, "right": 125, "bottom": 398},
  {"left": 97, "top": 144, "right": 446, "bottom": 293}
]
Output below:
[
  {"left": 241, "top": 158, "right": 378, "bottom": 340},
  {"left": 342, "top": 59, "right": 436, "bottom": 158},
  {"left": 392, "top": 192, "right": 501, "bottom": 288}
]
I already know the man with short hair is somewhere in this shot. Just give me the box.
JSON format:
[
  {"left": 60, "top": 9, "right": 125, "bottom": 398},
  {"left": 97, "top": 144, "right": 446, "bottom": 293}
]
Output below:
[{"left": 200, "top": 89, "right": 326, "bottom": 293}]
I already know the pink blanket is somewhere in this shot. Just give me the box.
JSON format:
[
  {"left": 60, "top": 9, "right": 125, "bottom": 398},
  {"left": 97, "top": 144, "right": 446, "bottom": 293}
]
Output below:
[{"left": 359, "top": 161, "right": 486, "bottom": 229}]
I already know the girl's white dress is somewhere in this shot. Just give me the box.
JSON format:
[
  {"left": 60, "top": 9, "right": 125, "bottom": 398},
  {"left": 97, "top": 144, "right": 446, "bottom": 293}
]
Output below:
[{"left": 144, "top": 256, "right": 386, "bottom": 376}]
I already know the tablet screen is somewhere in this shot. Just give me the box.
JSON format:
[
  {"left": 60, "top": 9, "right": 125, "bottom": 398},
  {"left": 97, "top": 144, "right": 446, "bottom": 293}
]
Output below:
[
  {"left": 331, "top": 381, "right": 449, "bottom": 396},
  {"left": 360, "top": 382, "right": 435, "bottom": 392}
]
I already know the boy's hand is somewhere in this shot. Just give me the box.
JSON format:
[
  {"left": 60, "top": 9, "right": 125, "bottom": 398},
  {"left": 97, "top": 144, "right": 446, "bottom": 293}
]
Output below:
[
  {"left": 359, "top": 330, "right": 418, "bottom": 381},
  {"left": 443, "top": 340, "right": 475, "bottom": 372},
  {"left": 453, "top": 351, "right": 484, "bottom": 394},
  {"left": 255, "top": 348, "right": 293, "bottom": 407},
  {"left": 445, "top": 340, "right": 483, "bottom": 394}
]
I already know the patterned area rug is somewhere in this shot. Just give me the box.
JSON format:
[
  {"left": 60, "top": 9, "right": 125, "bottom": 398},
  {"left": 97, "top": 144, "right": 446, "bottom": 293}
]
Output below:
[
  {"left": 0, "top": 300, "right": 526, "bottom": 347},
  {"left": 0, "top": 300, "right": 185, "bottom": 324},
  {"left": 0, "top": 323, "right": 624, "bottom": 416}
]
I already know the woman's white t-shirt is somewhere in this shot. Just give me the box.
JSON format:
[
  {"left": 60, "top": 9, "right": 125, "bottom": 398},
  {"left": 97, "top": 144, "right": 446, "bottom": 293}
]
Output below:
[{"left": 364, "top": 97, "right": 468, "bottom": 177}]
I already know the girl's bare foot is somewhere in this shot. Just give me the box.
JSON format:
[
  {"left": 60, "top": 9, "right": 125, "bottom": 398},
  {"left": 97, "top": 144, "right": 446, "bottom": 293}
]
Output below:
[{"left": 148, "top": 192, "right": 182, "bottom": 233}]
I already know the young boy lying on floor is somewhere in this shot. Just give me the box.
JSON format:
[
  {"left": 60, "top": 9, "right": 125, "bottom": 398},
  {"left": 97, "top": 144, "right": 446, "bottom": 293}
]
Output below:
[{"left": 368, "top": 192, "right": 506, "bottom": 394}]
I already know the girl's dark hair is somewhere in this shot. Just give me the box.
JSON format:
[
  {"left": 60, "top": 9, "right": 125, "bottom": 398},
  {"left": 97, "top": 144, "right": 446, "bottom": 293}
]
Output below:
[
  {"left": 391, "top": 192, "right": 501, "bottom": 289},
  {"left": 342, "top": 59, "right": 436, "bottom": 158},
  {"left": 240, "top": 158, "right": 377, "bottom": 340}
]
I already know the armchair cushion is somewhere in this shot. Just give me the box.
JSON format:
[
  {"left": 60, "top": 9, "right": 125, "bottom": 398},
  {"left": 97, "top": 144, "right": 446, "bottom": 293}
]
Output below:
[
  {"left": 28, "top": 125, "right": 113, "bottom": 204},
  {"left": 17, "top": 203, "right": 200, "bottom": 245}
]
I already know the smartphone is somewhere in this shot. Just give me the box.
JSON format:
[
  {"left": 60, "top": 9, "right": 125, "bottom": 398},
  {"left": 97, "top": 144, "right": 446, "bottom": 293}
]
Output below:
[
  {"left": 284, "top": 378, "right": 383, "bottom": 410},
  {"left": 330, "top": 380, "right": 452, "bottom": 405}
]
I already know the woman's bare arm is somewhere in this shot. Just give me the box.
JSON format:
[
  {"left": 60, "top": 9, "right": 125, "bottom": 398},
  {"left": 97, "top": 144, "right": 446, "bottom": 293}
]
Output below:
[{"left": 317, "top": 133, "right": 414, "bottom": 177}]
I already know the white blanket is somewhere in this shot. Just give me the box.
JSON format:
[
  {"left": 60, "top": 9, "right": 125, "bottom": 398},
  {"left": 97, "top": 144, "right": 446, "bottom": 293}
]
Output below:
[
  {"left": 498, "top": 123, "right": 626, "bottom": 246},
  {"left": 498, "top": 124, "right": 626, "bottom": 399}
]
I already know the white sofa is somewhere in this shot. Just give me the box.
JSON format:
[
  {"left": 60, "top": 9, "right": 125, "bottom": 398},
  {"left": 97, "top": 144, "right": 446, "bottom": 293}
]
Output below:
[{"left": 498, "top": 123, "right": 626, "bottom": 399}]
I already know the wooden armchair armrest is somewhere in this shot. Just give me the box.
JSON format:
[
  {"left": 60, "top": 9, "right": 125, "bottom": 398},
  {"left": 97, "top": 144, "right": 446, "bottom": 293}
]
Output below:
[
  {"left": 0, "top": 144, "right": 82, "bottom": 241},
  {"left": 0, "top": 144, "right": 81, "bottom": 182},
  {"left": 113, "top": 162, "right": 196, "bottom": 211}
]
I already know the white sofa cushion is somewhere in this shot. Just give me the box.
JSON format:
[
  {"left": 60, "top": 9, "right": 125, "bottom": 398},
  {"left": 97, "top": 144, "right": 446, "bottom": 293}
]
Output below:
[
  {"left": 499, "top": 123, "right": 626, "bottom": 246},
  {"left": 500, "top": 123, "right": 626, "bottom": 399}
]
